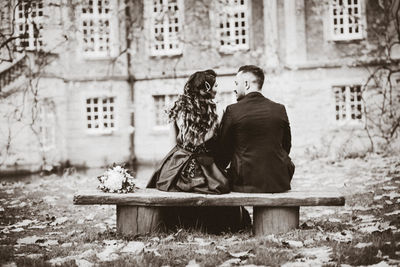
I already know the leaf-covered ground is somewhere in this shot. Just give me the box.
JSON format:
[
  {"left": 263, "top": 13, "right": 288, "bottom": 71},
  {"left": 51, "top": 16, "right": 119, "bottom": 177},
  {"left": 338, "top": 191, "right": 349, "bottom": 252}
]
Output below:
[{"left": 0, "top": 153, "right": 399, "bottom": 267}]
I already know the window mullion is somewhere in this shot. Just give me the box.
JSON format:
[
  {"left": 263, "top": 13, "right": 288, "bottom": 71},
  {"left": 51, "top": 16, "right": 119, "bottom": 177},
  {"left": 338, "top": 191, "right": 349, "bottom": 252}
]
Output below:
[
  {"left": 345, "top": 86, "right": 351, "bottom": 121},
  {"left": 164, "top": 3, "right": 169, "bottom": 52},
  {"left": 28, "top": 13, "right": 34, "bottom": 50},
  {"left": 100, "top": 98, "right": 105, "bottom": 130},
  {"left": 344, "top": 1, "right": 349, "bottom": 37}
]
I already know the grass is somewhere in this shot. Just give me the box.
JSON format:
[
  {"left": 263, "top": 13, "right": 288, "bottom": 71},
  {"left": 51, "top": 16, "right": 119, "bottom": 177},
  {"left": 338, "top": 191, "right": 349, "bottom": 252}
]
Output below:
[{"left": 0, "top": 154, "right": 399, "bottom": 266}]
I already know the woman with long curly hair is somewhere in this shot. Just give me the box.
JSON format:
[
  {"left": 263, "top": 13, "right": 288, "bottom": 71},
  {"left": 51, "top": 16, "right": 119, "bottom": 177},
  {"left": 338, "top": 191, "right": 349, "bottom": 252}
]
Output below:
[{"left": 147, "top": 70, "right": 250, "bottom": 233}]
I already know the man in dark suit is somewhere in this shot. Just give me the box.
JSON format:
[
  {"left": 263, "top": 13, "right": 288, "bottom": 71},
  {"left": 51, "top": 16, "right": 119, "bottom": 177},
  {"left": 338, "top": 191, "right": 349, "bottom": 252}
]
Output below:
[{"left": 216, "top": 65, "right": 295, "bottom": 193}]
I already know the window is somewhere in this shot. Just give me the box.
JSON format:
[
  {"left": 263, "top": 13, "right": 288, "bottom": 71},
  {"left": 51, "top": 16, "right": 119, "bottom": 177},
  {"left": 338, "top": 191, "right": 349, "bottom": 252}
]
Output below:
[
  {"left": 330, "top": 0, "right": 364, "bottom": 41},
  {"left": 150, "top": 0, "right": 183, "bottom": 56},
  {"left": 81, "top": 0, "right": 112, "bottom": 57},
  {"left": 153, "top": 94, "right": 178, "bottom": 127},
  {"left": 38, "top": 102, "right": 56, "bottom": 151},
  {"left": 217, "top": 0, "right": 250, "bottom": 52},
  {"left": 86, "top": 97, "right": 115, "bottom": 131},
  {"left": 333, "top": 85, "right": 363, "bottom": 121},
  {"left": 15, "top": 0, "right": 44, "bottom": 50}
]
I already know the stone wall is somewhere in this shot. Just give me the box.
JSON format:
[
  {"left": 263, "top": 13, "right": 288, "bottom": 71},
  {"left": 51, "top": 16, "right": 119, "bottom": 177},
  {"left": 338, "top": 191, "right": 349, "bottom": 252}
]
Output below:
[
  {"left": 65, "top": 80, "right": 132, "bottom": 167},
  {"left": 128, "top": 0, "right": 265, "bottom": 78}
]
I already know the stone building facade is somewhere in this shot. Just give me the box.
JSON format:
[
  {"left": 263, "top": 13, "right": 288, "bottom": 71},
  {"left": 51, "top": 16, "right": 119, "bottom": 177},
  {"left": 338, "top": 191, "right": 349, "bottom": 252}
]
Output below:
[{"left": 0, "top": 0, "right": 396, "bottom": 172}]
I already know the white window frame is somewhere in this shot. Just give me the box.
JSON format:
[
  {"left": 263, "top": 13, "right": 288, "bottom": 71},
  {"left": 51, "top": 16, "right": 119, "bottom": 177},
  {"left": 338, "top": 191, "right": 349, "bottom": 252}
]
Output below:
[
  {"left": 216, "top": 0, "right": 250, "bottom": 53},
  {"left": 85, "top": 96, "right": 117, "bottom": 134},
  {"left": 38, "top": 102, "right": 56, "bottom": 151},
  {"left": 153, "top": 94, "right": 178, "bottom": 130},
  {"left": 333, "top": 85, "right": 363, "bottom": 123},
  {"left": 149, "top": 0, "right": 184, "bottom": 56},
  {"left": 14, "top": 0, "right": 44, "bottom": 51},
  {"left": 329, "top": 0, "right": 366, "bottom": 41},
  {"left": 79, "top": 0, "right": 117, "bottom": 59}
]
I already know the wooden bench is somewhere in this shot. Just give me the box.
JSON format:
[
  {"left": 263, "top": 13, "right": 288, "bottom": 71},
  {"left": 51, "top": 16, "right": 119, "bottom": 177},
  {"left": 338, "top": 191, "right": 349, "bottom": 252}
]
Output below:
[{"left": 73, "top": 188, "right": 345, "bottom": 236}]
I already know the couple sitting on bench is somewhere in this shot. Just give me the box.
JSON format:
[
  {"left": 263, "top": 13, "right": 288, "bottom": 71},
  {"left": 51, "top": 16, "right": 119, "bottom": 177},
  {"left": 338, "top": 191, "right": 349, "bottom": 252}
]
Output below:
[{"left": 147, "top": 65, "right": 295, "bottom": 233}]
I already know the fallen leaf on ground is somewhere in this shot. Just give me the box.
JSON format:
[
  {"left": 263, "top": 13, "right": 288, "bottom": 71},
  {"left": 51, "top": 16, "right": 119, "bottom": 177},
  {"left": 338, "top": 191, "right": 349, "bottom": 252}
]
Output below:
[
  {"left": 85, "top": 213, "right": 95, "bottom": 221},
  {"left": 96, "top": 241, "right": 124, "bottom": 261},
  {"left": 303, "top": 239, "right": 314, "bottom": 246},
  {"left": 282, "top": 240, "right": 304, "bottom": 248},
  {"left": 10, "top": 228, "right": 24, "bottom": 232},
  {"left": 47, "top": 231, "right": 63, "bottom": 235},
  {"left": 9, "top": 219, "right": 37, "bottom": 229},
  {"left": 75, "top": 259, "right": 94, "bottom": 267},
  {"left": 9, "top": 200, "right": 20, "bottom": 205},
  {"left": 385, "top": 210, "right": 400, "bottom": 216},
  {"left": 351, "top": 205, "right": 370, "bottom": 211},
  {"left": 79, "top": 249, "right": 96, "bottom": 259},
  {"left": 282, "top": 246, "right": 332, "bottom": 267},
  {"left": 216, "top": 245, "right": 227, "bottom": 252},
  {"left": 61, "top": 242, "right": 73, "bottom": 248},
  {"left": 42, "top": 196, "right": 59, "bottom": 204},
  {"left": 264, "top": 234, "right": 280, "bottom": 244},
  {"left": 358, "top": 221, "right": 394, "bottom": 233},
  {"left": 94, "top": 223, "right": 107, "bottom": 230},
  {"left": 50, "top": 217, "right": 68, "bottom": 226},
  {"left": 150, "top": 237, "right": 160, "bottom": 243},
  {"left": 17, "top": 235, "right": 41, "bottom": 245},
  {"left": 18, "top": 202, "right": 27, "bottom": 208},
  {"left": 29, "top": 224, "right": 47, "bottom": 229},
  {"left": 2, "top": 262, "right": 17, "bottom": 267},
  {"left": 25, "top": 254, "right": 43, "bottom": 259},
  {"left": 357, "top": 214, "right": 378, "bottom": 223},
  {"left": 225, "top": 236, "right": 239, "bottom": 243},
  {"left": 329, "top": 231, "right": 353, "bottom": 243},
  {"left": 186, "top": 259, "right": 200, "bottom": 267},
  {"left": 103, "top": 240, "right": 119, "bottom": 246},
  {"left": 228, "top": 249, "right": 255, "bottom": 259},
  {"left": 382, "top": 186, "right": 397, "bottom": 190},
  {"left": 48, "top": 256, "right": 76, "bottom": 266},
  {"left": 220, "top": 258, "right": 241, "bottom": 266},
  {"left": 163, "top": 234, "right": 175, "bottom": 242},
  {"left": 96, "top": 247, "right": 120, "bottom": 262},
  {"left": 38, "top": 239, "right": 59, "bottom": 246},
  {"left": 144, "top": 248, "right": 161, "bottom": 256},
  {"left": 194, "top": 237, "right": 213, "bottom": 246},
  {"left": 368, "top": 261, "right": 390, "bottom": 267},
  {"left": 195, "top": 248, "right": 209, "bottom": 255},
  {"left": 120, "top": 241, "right": 145, "bottom": 254},
  {"left": 354, "top": 242, "right": 373, "bottom": 248}
]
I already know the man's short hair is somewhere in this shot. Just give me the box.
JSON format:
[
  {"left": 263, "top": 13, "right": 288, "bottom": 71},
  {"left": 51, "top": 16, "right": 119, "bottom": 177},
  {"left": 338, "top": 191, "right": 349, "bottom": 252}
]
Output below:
[{"left": 238, "top": 65, "right": 265, "bottom": 90}]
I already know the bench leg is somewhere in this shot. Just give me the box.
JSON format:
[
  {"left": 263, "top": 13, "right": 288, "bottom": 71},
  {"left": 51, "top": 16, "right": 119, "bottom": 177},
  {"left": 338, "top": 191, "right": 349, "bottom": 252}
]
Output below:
[
  {"left": 253, "top": 206, "right": 299, "bottom": 236},
  {"left": 116, "top": 205, "right": 164, "bottom": 235}
]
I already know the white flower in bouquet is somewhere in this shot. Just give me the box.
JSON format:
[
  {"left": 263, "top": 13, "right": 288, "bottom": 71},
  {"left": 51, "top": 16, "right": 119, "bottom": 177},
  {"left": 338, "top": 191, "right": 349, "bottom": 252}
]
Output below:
[
  {"left": 103, "top": 170, "right": 125, "bottom": 191},
  {"left": 98, "top": 165, "right": 136, "bottom": 193}
]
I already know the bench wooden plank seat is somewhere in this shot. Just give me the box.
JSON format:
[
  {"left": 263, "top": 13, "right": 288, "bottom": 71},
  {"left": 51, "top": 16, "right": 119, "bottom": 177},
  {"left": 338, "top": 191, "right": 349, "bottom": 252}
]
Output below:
[{"left": 73, "top": 188, "right": 345, "bottom": 236}]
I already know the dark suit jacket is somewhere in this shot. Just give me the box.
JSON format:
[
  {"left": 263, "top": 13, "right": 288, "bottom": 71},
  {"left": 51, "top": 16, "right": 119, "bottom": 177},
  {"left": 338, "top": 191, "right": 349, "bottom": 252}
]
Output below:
[{"left": 215, "top": 92, "right": 294, "bottom": 193}]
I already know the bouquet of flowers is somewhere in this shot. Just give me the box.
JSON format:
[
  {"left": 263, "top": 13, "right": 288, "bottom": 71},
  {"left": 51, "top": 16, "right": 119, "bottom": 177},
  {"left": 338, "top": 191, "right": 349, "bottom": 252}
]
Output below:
[{"left": 97, "top": 165, "right": 136, "bottom": 193}]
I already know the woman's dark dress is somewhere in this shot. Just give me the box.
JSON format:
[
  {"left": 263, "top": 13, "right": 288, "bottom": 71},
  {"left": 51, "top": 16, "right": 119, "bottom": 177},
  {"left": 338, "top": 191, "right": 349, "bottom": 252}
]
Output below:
[{"left": 147, "top": 131, "right": 250, "bottom": 233}]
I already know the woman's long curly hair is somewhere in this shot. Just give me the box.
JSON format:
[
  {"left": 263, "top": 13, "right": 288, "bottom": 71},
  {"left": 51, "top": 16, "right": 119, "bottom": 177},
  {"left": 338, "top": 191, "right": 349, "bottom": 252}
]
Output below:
[{"left": 168, "top": 70, "right": 218, "bottom": 147}]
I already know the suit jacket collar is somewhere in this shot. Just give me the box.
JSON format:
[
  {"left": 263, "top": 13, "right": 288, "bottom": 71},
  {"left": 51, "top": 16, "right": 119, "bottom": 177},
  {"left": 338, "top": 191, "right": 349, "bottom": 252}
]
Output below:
[{"left": 241, "top": 91, "right": 264, "bottom": 101}]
